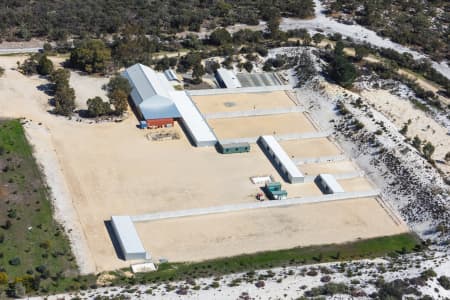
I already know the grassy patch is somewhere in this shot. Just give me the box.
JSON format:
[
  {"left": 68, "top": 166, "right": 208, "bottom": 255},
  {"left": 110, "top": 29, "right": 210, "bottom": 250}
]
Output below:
[
  {"left": 112, "top": 233, "right": 419, "bottom": 285},
  {"left": 0, "top": 119, "right": 77, "bottom": 294}
]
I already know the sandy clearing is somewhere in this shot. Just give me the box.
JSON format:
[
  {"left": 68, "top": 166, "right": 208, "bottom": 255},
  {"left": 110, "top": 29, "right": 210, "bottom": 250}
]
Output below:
[
  {"left": 209, "top": 112, "right": 317, "bottom": 140},
  {"left": 135, "top": 197, "right": 408, "bottom": 262},
  {"left": 299, "top": 160, "right": 358, "bottom": 176},
  {"left": 0, "top": 55, "right": 399, "bottom": 272},
  {"left": 339, "top": 177, "right": 374, "bottom": 192},
  {"left": 69, "top": 72, "right": 109, "bottom": 109},
  {"left": 361, "top": 89, "right": 450, "bottom": 175},
  {"left": 191, "top": 91, "right": 295, "bottom": 113},
  {"left": 280, "top": 137, "right": 342, "bottom": 158}
]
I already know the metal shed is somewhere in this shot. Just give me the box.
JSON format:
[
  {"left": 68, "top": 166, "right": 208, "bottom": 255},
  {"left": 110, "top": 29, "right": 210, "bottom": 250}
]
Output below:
[
  {"left": 315, "top": 174, "right": 345, "bottom": 194},
  {"left": 123, "top": 64, "right": 180, "bottom": 125},
  {"left": 259, "top": 135, "right": 304, "bottom": 184},
  {"left": 217, "top": 142, "right": 250, "bottom": 154},
  {"left": 111, "top": 216, "right": 149, "bottom": 261},
  {"left": 215, "top": 68, "right": 242, "bottom": 88}
]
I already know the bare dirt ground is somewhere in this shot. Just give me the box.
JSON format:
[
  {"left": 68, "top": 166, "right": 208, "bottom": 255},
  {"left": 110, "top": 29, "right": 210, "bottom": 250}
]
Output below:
[
  {"left": 339, "top": 177, "right": 375, "bottom": 192},
  {"left": 361, "top": 89, "right": 450, "bottom": 175},
  {"left": 299, "top": 160, "right": 358, "bottom": 176},
  {"left": 280, "top": 137, "right": 343, "bottom": 158},
  {"left": 0, "top": 55, "right": 404, "bottom": 272},
  {"left": 209, "top": 112, "right": 317, "bottom": 140},
  {"left": 191, "top": 91, "right": 295, "bottom": 114},
  {"left": 135, "top": 197, "right": 408, "bottom": 262},
  {"left": 69, "top": 72, "right": 109, "bottom": 109}
]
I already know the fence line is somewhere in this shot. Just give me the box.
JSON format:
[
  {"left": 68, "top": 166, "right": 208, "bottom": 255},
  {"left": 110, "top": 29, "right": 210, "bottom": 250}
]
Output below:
[{"left": 130, "top": 190, "right": 380, "bottom": 222}]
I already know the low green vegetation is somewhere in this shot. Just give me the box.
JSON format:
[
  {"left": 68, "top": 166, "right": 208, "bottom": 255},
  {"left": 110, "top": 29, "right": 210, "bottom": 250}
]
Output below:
[
  {"left": 110, "top": 233, "right": 419, "bottom": 286},
  {"left": 50, "top": 69, "right": 76, "bottom": 116},
  {"left": 0, "top": 120, "right": 77, "bottom": 297},
  {"left": 328, "top": 41, "right": 357, "bottom": 88},
  {"left": 18, "top": 54, "right": 54, "bottom": 76},
  {"left": 0, "top": 124, "right": 423, "bottom": 297}
]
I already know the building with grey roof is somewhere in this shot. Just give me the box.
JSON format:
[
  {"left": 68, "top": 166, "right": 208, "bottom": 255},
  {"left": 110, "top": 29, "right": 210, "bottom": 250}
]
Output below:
[
  {"left": 123, "top": 64, "right": 180, "bottom": 126},
  {"left": 111, "top": 216, "right": 149, "bottom": 261},
  {"left": 215, "top": 68, "right": 242, "bottom": 89},
  {"left": 315, "top": 174, "right": 345, "bottom": 194}
]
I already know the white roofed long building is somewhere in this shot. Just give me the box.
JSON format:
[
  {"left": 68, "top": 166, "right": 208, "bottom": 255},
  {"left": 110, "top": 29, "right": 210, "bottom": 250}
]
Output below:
[
  {"left": 123, "top": 63, "right": 217, "bottom": 147},
  {"left": 123, "top": 63, "right": 180, "bottom": 128},
  {"left": 259, "top": 135, "right": 304, "bottom": 183}
]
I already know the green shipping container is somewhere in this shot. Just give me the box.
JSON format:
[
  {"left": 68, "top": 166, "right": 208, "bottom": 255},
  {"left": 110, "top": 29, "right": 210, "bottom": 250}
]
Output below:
[
  {"left": 269, "top": 189, "right": 288, "bottom": 200},
  {"left": 218, "top": 142, "right": 251, "bottom": 154},
  {"left": 266, "top": 182, "right": 281, "bottom": 192}
]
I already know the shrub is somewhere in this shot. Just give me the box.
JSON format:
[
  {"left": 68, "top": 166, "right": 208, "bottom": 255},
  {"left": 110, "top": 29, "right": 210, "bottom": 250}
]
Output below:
[
  {"left": 9, "top": 257, "right": 21, "bottom": 266},
  {"left": 438, "top": 276, "right": 450, "bottom": 290},
  {"left": 420, "top": 269, "right": 437, "bottom": 280},
  {"left": 0, "top": 272, "right": 8, "bottom": 284}
]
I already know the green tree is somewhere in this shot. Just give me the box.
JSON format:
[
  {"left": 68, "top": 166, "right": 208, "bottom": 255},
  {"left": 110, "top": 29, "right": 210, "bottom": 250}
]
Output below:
[
  {"left": 422, "top": 142, "right": 435, "bottom": 160},
  {"left": 18, "top": 56, "right": 38, "bottom": 75},
  {"left": 70, "top": 39, "right": 112, "bottom": 74},
  {"left": 412, "top": 135, "right": 422, "bottom": 149},
  {"left": 109, "top": 89, "right": 129, "bottom": 115},
  {"left": 445, "top": 152, "right": 450, "bottom": 162},
  {"left": 267, "top": 17, "right": 281, "bottom": 39},
  {"left": 50, "top": 69, "right": 70, "bottom": 87},
  {"left": 243, "top": 61, "right": 253, "bottom": 73},
  {"left": 296, "top": 50, "right": 317, "bottom": 85},
  {"left": 334, "top": 41, "right": 345, "bottom": 56},
  {"left": 192, "top": 63, "right": 205, "bottom": 84},
  {"left": 329, "top": 54, "right": 357, "bottom": 88},
  {"left": 312, "top": 33, "right": 325, "bottom": 44},
  {"left": 354, "top": 45, "right": 369, "bottom": 61},
  {"left": 105, "top": 76, "right": 131, "bottom": 97},
  {"left": 209, "top": 28, "right": 232, "bottom": 46},
  {"left": 87, "top": 96, "right": 111, "bottom": 117},
  {"left": 54, "top": 85, "right": 75, "bottom": 116},
  {"left": 37, "top": 55, "right": 54, "bottom": 75}
]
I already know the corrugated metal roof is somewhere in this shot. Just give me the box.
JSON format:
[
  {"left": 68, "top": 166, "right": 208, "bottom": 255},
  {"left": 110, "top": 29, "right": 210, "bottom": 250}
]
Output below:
[
  {"left": 216, "top": 68, "right": 242, "bottom": 88},
  {"left": 123, "top": 64, "right": 180, "bottom": 120},
  {"left": 111, "top": 216, "right": 147, "bottom": 256},
  {"left": 170, "top": 91, "right": 217, "bottom": 146},
  {"left": 318, "top": 174, "right": 345, "bottom": 193},
  {"left": 260, "top": 135, "right": 304, "bottom": 181},
  {"left": 164, "top": 69, "right": 178, "bottom": 81}
]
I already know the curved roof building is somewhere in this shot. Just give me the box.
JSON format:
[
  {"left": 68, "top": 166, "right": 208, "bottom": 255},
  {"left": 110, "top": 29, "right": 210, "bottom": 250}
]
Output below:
[{"left": 123, "top": 63, "right": 180, "bottom": 120}]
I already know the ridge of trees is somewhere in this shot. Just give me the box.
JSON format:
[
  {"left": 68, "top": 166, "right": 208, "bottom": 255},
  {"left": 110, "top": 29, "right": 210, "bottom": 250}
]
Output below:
[
  {"left": 324, "top": 0, "right": 449, "bottom": 62},
  {"left": 0, "top": 0, "right": 314, "bottom": 42}
]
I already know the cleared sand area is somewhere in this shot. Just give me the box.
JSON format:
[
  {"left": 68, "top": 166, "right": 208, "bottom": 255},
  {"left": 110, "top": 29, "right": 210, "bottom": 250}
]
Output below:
[
  {"left": 209, "top": 112, "right": 317, "bottom": 140},
  {"left": 299, "top": 160, "right": 358, "bottom": 176},
  {"left": 280, "top": 138, "right": 342, "bottom": 158},
  {"left": 361, "top": 89, "right": 450, "bottom": 175},
  {"left": 339, "top": 177, "right": 375, "bottom": 192},
  {"left": 0, "top": 55, "right": 402, "bottom": 272},
  {"left": 134, "top": 198, "right": 408, "bottom": 262},
  {"left": 191, "top": 91, "right": 295, "bottom": 113}
]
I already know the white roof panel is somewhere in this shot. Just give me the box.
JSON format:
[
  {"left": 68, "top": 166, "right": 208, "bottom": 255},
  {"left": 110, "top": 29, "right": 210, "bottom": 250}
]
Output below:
[
  {"left": 170, "top": 91, "right": 217, "bottom": 146},
  {"left": 216, "top": 68, "right": 242, "bottom": 88},
  {"left": 261, "top": 135, "right": 304, "bottom": 180},
  {"left": 319, "top": 174, "right": 345, "bottom": 193},
  {"left": 111, "top": 216, "right": 146, "bottom": 255},
  {"left": 123, "top": 64, "right": 180, "bottom": 120}
]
